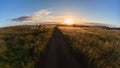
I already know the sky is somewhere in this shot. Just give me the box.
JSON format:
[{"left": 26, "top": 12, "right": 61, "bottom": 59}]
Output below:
[{"left": 0, "top": 0, "right": 120, "bottom": 27}]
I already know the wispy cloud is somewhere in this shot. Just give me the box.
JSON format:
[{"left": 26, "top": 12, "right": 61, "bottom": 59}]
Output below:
[{"left": 12, "top": 9, "right": 66, "bottom": 23}]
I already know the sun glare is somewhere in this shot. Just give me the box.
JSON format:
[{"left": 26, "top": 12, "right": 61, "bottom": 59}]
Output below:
[{"left": 65, "top": 19, "right": 74, "bottom": 25}]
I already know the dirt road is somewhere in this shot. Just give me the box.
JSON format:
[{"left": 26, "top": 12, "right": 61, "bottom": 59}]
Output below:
[{"left": 36, "top": 27, "right": 81, "bottom": 68}]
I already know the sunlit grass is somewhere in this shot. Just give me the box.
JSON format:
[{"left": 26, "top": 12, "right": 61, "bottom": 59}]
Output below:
[{"left": 59, "top": 26, "right": 120, "bottom": 68}]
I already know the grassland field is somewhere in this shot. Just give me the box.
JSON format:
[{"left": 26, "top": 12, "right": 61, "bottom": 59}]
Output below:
[
  {"left": 0, "top": 25, "right": 54, "bottom": 68},
  {"left": 0, "top": 25, "right": 120, "bottom": 68}
]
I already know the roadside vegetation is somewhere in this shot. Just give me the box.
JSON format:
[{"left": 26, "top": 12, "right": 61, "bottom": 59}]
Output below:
[
  {"left": 59, "top": 26, "right": 120, "bottom": 68},
  {"left": 0, "top": 25, "right": 54, "bottom": 68}
]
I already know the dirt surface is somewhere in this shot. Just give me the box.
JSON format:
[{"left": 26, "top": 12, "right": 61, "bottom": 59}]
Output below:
[{"left": 35, "top": 27, "right": 81, "bottom": 68}]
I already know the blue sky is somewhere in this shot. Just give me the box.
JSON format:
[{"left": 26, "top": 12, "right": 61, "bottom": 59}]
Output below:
[{"left": 0, "top": 0, "right": 119, "bottom": 27}]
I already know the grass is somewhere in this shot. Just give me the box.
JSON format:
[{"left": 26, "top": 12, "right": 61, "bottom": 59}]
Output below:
[
  {"left": 59, "top": 26, "right": 120, "bottom": 68},
  {"left": 0, "top": 25, "right": 54, "bottom": 68}
]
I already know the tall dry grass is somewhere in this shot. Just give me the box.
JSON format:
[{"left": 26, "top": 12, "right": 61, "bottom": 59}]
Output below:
[{"left": 59, "top": 26, "right": 120, "bottom": 68}]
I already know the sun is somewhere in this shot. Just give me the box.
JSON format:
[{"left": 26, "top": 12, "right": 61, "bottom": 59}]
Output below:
[{"left": 65, "top": 19, "right": 74, "bottom": 25}]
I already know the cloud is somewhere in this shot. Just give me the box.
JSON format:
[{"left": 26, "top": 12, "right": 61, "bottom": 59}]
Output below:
[
  {"left": 12, "top": 9, "right": 66, "bottom": 22},
  {"left": 33, "top": 9, "right": 51, "bottom": 16},
  {"left": 12, "top": 16, "right": 32, "bottom": 22}
]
